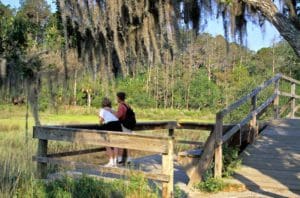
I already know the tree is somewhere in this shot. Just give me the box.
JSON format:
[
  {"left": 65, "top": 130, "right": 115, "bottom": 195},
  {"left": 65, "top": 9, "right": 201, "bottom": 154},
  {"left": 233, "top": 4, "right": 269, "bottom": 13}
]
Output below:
[
  {"left": 19, "top": 0, "right": 51, "bottom": 46},
  {"left": 56, "top": 0, "right": 300, "bottom": 82},
  {"left": 240, "top": 0, "right": 300, "bottom": 56}
]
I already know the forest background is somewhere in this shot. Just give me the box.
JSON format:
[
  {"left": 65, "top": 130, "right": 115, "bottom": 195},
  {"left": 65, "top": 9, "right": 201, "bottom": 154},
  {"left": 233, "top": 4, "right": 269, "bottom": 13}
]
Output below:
[
  {"left": 0, "top": 0, "right": 300, "bottom": 197},
  {"left": 0, "top": 0, "right": 299, "bottom": 117}
]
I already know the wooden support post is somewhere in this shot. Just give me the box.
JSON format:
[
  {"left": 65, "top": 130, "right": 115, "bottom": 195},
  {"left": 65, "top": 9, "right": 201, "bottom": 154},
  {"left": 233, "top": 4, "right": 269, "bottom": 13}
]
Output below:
[
  {"left": 162, "top": 136, "right": 174, "bottom": 198},
  {"left": 250, "top": 95, "right": 258, "bottom": 143},
  {"left": 37, "top": 139, "right": 48, "bottom": 179},
  {"left": 274, "top": 80, "right": 280, "bottom": 119},
  {"left": 250, "top": 112, "right": 258, "bottom": 143},
  {"left": 168, "top": 128, "right": 174, "bottom": 137},
  {"left": 214, "top": 113, "right": 223, "bottom": 178},
  {"left": 251, "top": 95, "right": 257, "bottom": 111},
  {"left": 291, "top": 83, "right": 296, "bottom": 118}
]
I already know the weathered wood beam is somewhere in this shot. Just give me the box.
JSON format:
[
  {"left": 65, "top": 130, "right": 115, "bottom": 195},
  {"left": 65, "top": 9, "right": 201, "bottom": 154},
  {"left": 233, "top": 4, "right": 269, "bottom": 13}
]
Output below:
[
  {"left": 37, "top": 139, "right": 48, "bottom": 179},
  {"left": 274, "top": 79, "right": 280, "bottom": 119},
  {"left": 176, "top": 122, "right": 214, "bottom": 130},
  {"left": 33, "top": 126, "right": 169, "bottom": 153},
  {"left": 162, "top": 137, "right": 174, "bottom": 198},
  {"left": 33, "top": 156, "right": 169, "bottom": 182},
  {"left": 214, "top": 113, "right": 223, "bottom": 178},
  {"left": 135, "top": 121, "right": 177, "bottom": 131},
  {"left": 64, "top": 121, "right": 177, "bottom": 131},
  {"left": 281, "top": 75, "right": 300, "bottom": 85},
  {"left": 175, "top": 140, "right": 205, "bottom": 146},
  {"left": 46, "top": 147, "right": 106, "bottom": 158},
  {"left": 291, "top": 83, "right": 296, "bottom": 118},
  {"left": 279, "top": 91, "right": 300, "bottom": 100}
]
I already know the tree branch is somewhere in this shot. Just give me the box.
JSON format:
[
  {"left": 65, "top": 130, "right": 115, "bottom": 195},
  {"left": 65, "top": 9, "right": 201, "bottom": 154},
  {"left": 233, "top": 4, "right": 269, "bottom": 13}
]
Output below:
[{"left": 243, "top": 0, "right": 300, "bottom": 57}]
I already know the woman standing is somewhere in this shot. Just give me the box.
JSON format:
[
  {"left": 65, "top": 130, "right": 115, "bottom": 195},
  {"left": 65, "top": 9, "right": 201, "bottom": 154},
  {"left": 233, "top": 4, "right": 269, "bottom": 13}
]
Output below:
[{"left": 98, "top": 97, "right": 122, "bottom": 167}]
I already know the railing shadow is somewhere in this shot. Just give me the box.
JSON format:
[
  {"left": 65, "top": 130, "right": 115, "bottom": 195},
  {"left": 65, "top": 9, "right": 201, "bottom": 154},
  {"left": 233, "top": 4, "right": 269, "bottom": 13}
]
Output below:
[{"left": 233, "top": 122, "right": 300, "bottom": 197}]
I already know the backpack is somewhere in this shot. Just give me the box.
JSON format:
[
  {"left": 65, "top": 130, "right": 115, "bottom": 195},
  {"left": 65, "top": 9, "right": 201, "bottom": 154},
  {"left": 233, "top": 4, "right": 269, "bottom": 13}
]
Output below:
[{"left": 122, "top": 104, "right": 136, "bottom": 130}]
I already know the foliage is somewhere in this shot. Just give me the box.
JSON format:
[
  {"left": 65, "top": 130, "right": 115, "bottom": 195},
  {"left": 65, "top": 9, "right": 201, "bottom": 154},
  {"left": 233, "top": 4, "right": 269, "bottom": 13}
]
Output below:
[
  {"left": 116, "top": 74, "right": 156, "bottom": 108},
  {"left": 195, "top": 177, "right": 228, "bottom": 193},
  {"left": 189, "top": 69, "right": 221, "bottom": 109},
  {"left": 174, "top": 185, "right": 188, "bottom": 198},
  {"left": 17, "top": 174, "right": 158, "bottom": 198},
  {"left": 195, "top": 145, "right": 241, "bottom": 193},
  {"left": 222, "top": 146, "right": 242, "bottom": 177}
]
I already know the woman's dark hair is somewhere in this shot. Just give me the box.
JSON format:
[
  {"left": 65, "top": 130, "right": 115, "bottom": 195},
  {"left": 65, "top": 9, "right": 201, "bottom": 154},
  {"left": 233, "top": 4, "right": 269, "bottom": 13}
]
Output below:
[
  {"left": 102, "top": 97, "right": 112, "bottom": 108},
  {"left": 117, "top": 92, "right": 126, "bottom": 101}
]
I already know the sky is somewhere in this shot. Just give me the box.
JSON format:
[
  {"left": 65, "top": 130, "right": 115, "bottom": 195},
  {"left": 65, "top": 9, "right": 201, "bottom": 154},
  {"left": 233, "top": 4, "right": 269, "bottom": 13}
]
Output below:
[{"left": 1, "top": 0, "right": 281, "bottom": 51}]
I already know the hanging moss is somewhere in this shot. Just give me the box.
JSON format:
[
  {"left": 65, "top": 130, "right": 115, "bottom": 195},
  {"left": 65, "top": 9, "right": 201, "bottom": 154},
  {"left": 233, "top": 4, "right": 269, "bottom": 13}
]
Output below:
[{"left": 56, "top": 0, "right": 300, "bottom": 79}]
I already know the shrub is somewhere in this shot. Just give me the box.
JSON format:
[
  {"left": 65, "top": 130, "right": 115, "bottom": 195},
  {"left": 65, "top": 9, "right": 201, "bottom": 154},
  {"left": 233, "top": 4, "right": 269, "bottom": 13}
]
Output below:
[
  {"left": 222, "top": 146, "right": 242, "bottom": 177},
  {"left": 195, "top": 177, "right": 227, "bottom": 193}
]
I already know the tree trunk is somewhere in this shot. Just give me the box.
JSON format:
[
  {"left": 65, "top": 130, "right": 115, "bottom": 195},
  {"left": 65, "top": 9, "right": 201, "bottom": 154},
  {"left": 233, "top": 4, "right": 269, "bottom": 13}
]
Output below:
[
  {"left": 73, "top": 69, "right": 77, "bottom": 106},
  {"left": 243, "top": 0, "right": 300, "bottom": 57},
  {"left": 27, "top": 78, "right": 41, "bottom": 126},
  {"left": 58, "top": 0, "right": 69, "bottom": 90},
  {"left": 87, "top": 90, "right": 91, "bottom": 107}
]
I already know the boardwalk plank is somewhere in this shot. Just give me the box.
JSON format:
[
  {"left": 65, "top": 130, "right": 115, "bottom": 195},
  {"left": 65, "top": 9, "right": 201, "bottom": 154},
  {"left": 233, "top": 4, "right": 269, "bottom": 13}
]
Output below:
[
  {"left": 229, "top": 119, "right": 300, "bottom": 196},
  {"left": 242, "top": 158, "right": 300, "bottom": 167}
]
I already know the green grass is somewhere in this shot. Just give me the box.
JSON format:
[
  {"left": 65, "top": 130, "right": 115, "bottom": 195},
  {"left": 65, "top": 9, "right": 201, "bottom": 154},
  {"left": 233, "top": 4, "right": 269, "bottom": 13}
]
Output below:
[
  {"left": 16, "top": 174, "right": 159, "bottom": 198},
  {"left": 0, "top": 104, "right": 214, "bottom": 197}
]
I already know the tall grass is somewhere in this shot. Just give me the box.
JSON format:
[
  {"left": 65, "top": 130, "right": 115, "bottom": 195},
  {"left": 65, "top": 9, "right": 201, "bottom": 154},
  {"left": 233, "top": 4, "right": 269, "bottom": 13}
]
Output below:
[{"left": 0, "top": 105, "right": 213, "bottom": 197}]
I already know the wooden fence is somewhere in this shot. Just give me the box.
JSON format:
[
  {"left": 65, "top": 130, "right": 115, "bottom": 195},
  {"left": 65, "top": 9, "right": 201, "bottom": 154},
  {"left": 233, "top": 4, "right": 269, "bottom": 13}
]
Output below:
[
  {"left": 211, "top": 73, "right": 300, "bottom": 178},
  {"left": 33, "top": 121, "right": 223, "bottom": 198}
]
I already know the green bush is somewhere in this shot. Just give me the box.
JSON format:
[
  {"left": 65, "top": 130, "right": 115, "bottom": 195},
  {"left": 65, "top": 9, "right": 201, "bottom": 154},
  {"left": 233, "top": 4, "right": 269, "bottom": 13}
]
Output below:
[
  {"left": 116, "top": 74, "right": 156, "bottom": 108},
  {"left": 195, "top": 177, "right": 227, "bottom": 193},
  {"left": 195, "top": 145, "right": 241, "bottom": 193},
  {"left": 222, "top": 146, "right": 242, "bottom": 177},
  {"left": 189, "top": 69, "right": 221, "bottom": 110}
]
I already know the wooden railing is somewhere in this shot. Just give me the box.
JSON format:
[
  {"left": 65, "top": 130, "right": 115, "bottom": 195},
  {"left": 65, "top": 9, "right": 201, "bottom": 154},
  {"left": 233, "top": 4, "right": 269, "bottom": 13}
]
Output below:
[
  {"left": 33, "top": 121, "right": 221, "bottom": 198},
  {"left": 212, "top": 73, "right": 300, "bottom": 178},
  {"left": 33, "top": 124, "right": 175, "bottom": 198}
]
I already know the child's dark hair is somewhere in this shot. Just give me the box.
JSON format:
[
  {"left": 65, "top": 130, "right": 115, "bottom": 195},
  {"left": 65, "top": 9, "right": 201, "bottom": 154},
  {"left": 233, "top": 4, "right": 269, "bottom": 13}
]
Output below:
[
  {"left": 102, "top": 97, "right": 112, "bottom": 108},
  {"left": 117, "top": 92, "right": 126, "bottom": 101}
]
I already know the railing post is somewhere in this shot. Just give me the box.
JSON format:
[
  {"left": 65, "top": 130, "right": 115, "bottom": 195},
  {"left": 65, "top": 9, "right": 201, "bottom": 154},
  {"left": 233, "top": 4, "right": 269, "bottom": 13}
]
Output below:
[
  {"left": 37, "top": 139, "right": 48, "bottom": 179},
  {"left": 168, "top": 128, "right": 174, "bottom": 136},
  {"left": 274, "top": 79, "right": 280, "bottom": 119},
  {"left": 162, "top": 133, "right": 174, "bottom": 198},
  {"left": 214, "top": 113, "right": 223, "bottom": 178},
  {"left": 250, "top": 95, "right": 258, "bottom": 143},
  {"left": 291, "top": 83, "right": 296, "bottom": 118}
]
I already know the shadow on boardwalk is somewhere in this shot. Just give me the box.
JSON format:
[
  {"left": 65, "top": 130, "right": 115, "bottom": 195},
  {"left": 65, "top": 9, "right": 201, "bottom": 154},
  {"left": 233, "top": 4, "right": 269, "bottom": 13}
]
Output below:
[{"left": 229, "top": 119, "right": 300, "bottom": 197}]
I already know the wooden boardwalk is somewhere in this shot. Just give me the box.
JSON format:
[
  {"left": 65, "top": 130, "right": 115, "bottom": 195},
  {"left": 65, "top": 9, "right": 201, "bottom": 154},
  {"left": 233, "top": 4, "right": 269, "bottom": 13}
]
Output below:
[{"left": 227, "top": 119, "right": 300, "bottom": 197}]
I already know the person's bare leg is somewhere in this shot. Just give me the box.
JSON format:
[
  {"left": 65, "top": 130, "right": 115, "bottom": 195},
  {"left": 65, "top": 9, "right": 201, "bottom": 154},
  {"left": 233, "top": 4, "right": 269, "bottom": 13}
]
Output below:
[
  {"left": 126, "top": 149, "right": 132, "bottom": 163},
  {"left": 118, "top": 148, "right": 124, "bottom": 163},
  {"left": 113, "top": 148, "right": 118, "bottom": 166},
  {"left": 105, "top": 147, "right": 114, "bottom": 167}
]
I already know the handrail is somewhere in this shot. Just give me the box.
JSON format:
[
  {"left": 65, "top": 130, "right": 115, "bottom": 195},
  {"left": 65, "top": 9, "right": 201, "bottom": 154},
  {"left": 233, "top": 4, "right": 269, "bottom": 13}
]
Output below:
[
  {"left": 211, "top": 73, "right": 300, "bottom": 179},
  {"left": 222, "top": 93, "right": 277, "bottom": 142},
  {"left": 62, "top": 121, "right": 214, "bottom": 131},
  {"left": 219, "top": 73, "right": 281, "bottom": 117},
  {"left": 281, "top": 75, "right": 300, "bottom": 85}
]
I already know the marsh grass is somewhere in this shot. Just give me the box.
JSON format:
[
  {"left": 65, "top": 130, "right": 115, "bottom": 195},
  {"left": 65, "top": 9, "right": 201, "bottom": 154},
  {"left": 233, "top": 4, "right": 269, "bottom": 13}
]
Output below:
[
  {"left": 0, "top": 105, "right": 213, "bottom": 197},
  {"left": 15, "top": 174, "right": 159, "bottom": 198}
]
